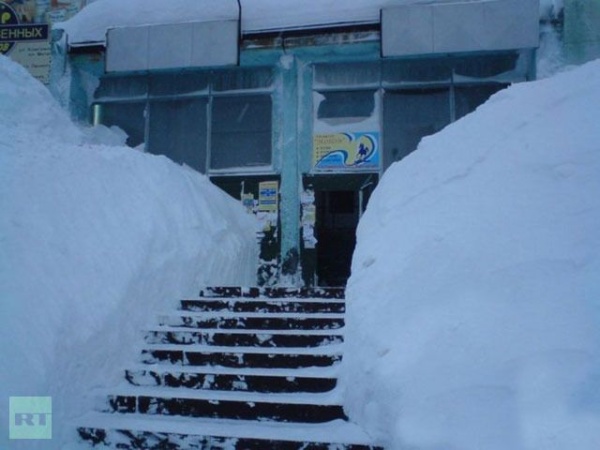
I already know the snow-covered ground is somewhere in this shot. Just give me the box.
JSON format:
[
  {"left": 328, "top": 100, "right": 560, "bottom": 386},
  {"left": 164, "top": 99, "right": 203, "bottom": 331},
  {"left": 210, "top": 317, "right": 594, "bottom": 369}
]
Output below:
[
  {"left": 0, "top": 55, "right": 257, "bottom": 449},
  {"left": 343, "top": 58, "right": 600, "bottom": 449}
]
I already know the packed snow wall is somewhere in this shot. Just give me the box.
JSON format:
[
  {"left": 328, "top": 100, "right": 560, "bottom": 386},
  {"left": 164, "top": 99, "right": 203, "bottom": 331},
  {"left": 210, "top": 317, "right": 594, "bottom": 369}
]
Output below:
[
  {"left": 342, "top": 59, "right": 600, "bottom": 450},
  {"left": 0, "top": 55, "right": 257, "bottom": 449}
]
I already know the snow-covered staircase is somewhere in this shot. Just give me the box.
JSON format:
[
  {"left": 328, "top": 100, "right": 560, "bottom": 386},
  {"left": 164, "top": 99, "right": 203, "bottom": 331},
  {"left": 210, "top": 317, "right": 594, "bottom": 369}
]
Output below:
[{"left": 77, "top": 287, "right": 382, "bottom": 449}]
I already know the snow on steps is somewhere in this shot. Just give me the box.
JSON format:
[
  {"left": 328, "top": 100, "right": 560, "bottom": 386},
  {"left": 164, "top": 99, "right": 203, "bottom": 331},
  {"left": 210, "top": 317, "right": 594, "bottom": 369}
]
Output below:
[
  {"left": 156, "top": 311, "right": 345, "bottom": 331},
  {"left": 76, "top": 287, "right": 382, "bottom": 449},
  {"left": 180, "top": 298, "right": 346, "bottom": 314},
  {"left": 125, "top": 368, "right": 338, "bottom": 394},
  {"left": 78, "top": 413, "right": 378, "bottom": 449}
]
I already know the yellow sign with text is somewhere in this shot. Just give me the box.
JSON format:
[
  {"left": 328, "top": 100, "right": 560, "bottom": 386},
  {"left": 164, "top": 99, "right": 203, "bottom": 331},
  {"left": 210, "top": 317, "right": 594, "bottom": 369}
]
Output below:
[{"left": 313, "top": 132, "right": 379, "bottom": 171}]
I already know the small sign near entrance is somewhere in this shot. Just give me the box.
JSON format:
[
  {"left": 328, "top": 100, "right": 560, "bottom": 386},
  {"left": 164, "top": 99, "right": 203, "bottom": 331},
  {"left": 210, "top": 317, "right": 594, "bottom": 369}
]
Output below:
[
  {"left": 258, "top": 180, "right": 278, "bottom": 213},
  {"left": 313, "top": 132, "right": 380, "bottom": 171}
]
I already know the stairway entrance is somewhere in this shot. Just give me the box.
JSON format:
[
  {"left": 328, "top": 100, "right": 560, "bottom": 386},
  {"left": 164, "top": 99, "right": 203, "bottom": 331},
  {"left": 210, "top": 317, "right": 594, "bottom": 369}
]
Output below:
[
  {"left": 76, "top": 287, "right": 382, "bottom": 449},
  {"left": 302, "top": 174, "right": 378, "bottom": 287}
]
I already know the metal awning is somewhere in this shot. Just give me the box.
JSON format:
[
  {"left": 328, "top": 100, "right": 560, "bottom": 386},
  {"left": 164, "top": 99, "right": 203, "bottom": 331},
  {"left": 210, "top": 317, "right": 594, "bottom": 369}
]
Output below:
[{"left": 382, "top": 0, "right": 539, "bottom": 57}]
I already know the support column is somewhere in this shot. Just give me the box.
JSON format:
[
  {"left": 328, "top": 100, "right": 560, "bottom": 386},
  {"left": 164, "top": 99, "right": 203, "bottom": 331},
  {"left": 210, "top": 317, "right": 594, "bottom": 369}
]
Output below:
[{"left": 277, "top": 54, "right": 301, "bottom": 285}]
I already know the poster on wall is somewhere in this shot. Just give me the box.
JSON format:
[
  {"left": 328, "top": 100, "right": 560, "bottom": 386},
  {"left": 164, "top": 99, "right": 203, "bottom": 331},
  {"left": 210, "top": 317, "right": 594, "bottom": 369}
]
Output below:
[
  {"left": 313, "top": 132, "right": 380, "bottom": 171},
  {"left": 258, "top": 180, "right": 278, "bottom": 213},
  {"left": 301, "top": 188, "right": 317, "bottom": 249},
  {"left": 241, "top": 193, "right": 255, "bottom": 214},
  {"left": 0, "top": 0, "right": 88, "bottom": 84},
  {"left": 257, "top": 180, "right": 278, "bottom": 234}
]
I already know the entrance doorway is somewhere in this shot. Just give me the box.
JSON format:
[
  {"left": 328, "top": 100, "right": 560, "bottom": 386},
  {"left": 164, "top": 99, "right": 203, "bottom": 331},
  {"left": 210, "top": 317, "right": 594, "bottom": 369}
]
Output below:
[
  {"left": 301, "top": 174, "right": 378, "bottom": 287},
  {"left": 315, "top": 190, "right": 358, "bottom": 286}
]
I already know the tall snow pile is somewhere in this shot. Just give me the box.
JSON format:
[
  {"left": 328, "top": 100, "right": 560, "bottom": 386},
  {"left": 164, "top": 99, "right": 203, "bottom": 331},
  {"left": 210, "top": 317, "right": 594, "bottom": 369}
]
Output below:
[
  {"left": 0, "top": 55, "right": 256, "bottom": 449},
  {"left": 344, "top": 59, "right": 600, "bottom": 450}
]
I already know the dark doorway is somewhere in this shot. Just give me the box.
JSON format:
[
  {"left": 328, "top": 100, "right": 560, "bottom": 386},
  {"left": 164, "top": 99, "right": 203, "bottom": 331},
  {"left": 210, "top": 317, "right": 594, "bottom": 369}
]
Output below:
[
  {"left": 315, "top": 190, "right": 358, "bottom": 286},
  {"left": 301, "top": 174, "right": 377, "bottom": 287}
]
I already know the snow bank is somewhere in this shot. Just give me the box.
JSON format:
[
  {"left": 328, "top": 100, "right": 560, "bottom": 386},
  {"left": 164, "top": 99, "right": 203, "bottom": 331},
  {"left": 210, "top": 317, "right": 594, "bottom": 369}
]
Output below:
[
  {"left": 343, "top": 59, "right": 600, "bottom": 450},
  {"left": 0, "top": 55, "right": 256, "bottom": 449}
]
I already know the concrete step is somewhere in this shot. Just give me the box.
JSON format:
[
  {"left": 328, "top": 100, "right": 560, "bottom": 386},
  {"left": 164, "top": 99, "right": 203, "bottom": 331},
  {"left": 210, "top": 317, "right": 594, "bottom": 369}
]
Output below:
[
  {"left": 75, "top": 288, "right": 383, "bottom": 449},
  {"left": 125, "top": 367, "right": 337, "bottom": 393},
  {"left": 76, "top": 413, "right": 381, "bottom": 449},
  {"left": 157, "top": 312, "right": 345, "bottom": 330},
  {"left": 125, "top": 363, "right": 341, "bottom": 378},
  {"left": 140, "top": 344, "right": 342, "bottom": 369},
  {"left": 198, "top": 286, "right": 345, "bottom": 299},
  {"left": 180, "top": 298, "right": 345, "bottom": 314},
  {"left": 144, "top": 328, "right": 343, "bottom": 348},
  {"left": 104, "top": 387, "right": 346, "bottom": 423}
]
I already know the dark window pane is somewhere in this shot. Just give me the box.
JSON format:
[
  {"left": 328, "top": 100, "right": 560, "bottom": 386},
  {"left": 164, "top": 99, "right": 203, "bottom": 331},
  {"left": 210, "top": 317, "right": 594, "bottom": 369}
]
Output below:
[
  {"left": 453, "top": 53, "right": 519, "bottom": 78},
  {"left": 455, "top": 84, "right": 508, "bottom": 120},
  {"left": 383, "top": 88, "right": 451, "bottom": 169},
  {"left": 95, "top": 75, "right": 147, "bottom": 100},
  {"left": 210, "top": 133, "right": 271, "bottom": 169},
  {"left": 314, "top": 61, "right": 380, "bottom": 88},
  {"left": 212, "top": 67, "right": 274, "bottom": 92},
  {"left": 211, "top": 95, "right": 272, "bottom": 170},
  {"left": 97, "top": 102, "right": 146, "bottom": 147},
  {"left": 317, "top": 90, "right": 375, "bottom": 119},
  {"left": 149, "top": 72, "right": 209, "bottom": 97},
  {"left": 383, "top": 58, "right": 452, "bottom": 84},
  {"left": 147, "top": 98, "right": 208, "bottom": 173}
]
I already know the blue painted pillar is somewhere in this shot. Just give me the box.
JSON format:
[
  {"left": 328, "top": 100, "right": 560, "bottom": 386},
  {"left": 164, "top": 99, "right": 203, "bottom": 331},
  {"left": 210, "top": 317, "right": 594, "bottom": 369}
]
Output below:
[{"left": 276, "top": 54, "right": 301, "bottom": 283}]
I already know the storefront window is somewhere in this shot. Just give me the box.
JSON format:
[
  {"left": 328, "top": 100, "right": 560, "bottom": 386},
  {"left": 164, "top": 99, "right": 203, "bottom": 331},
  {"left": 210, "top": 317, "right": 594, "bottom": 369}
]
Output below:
[
  {"left": 317, "top": 90, "right": 375, "bottom": 121},
  {"left": 149, "top": 72, "right": 209, "bottom": 97},
  {"left": 314, "top": 61, "right": 380, "bottom": 89},
  {"left": 147, "top": 98, "right": 208, "bottom": 172},
  {"left": 95, "top": 101, "right": 146, "bottom": 147},
  {"left": 383, "top": 88, "right": 451, "bottom": 169},
  {"left": 453, "top": 53, "right": 519, "bottom": 79},
  {"left": 454, "top": 84, "right": 507, "bottom": 120},
  {"left": 94, "top": 67, "right": 274, "bottom": 173},
  {"left": 213, "top": 67, "right": 274, "bottom": 92},
  {"left": 383, "top": 58, "right": 452, "bottom": 85},
  {"left": 95, "top": 75, "right": 147, "bottom": 100},
  {"left": 210, "top": 95, "right": 272, "bottom": 170}
]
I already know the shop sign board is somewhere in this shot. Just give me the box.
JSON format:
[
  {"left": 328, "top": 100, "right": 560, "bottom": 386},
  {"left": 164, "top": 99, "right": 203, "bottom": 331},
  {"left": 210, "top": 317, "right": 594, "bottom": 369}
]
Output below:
[
  {"left": 0, "top": 0, "right": 87, "bottom": 84},
  {"left": 313, "top": 132, "right": 380, "bottom": 171}
]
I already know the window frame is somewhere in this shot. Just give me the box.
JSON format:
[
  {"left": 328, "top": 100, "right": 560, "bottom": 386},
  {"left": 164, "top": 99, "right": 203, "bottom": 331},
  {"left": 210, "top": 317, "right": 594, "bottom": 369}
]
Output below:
[
  {"left": 146, "top": 96, "right": 210, "bottom": 173},
  {"left": 92, "top": 66, "right": 276, "bottom": 176},
  {"left": 208, "top": 92, "right": 275, "bottom": 173},
  {"left": 311, "top": 53, "right": 519, "bottom": 174}
]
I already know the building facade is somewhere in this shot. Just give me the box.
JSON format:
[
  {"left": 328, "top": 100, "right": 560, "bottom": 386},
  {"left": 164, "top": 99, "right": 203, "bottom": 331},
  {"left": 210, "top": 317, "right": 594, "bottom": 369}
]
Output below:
[{"left": 57, "top": 0, "right": 540, "bottom": 287}]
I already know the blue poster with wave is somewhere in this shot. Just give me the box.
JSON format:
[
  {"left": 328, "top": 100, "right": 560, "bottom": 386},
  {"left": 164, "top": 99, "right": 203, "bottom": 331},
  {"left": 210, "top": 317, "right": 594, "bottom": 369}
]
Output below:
[{"left": 313, "top": 132, "right": 380, "bottom": 171}]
